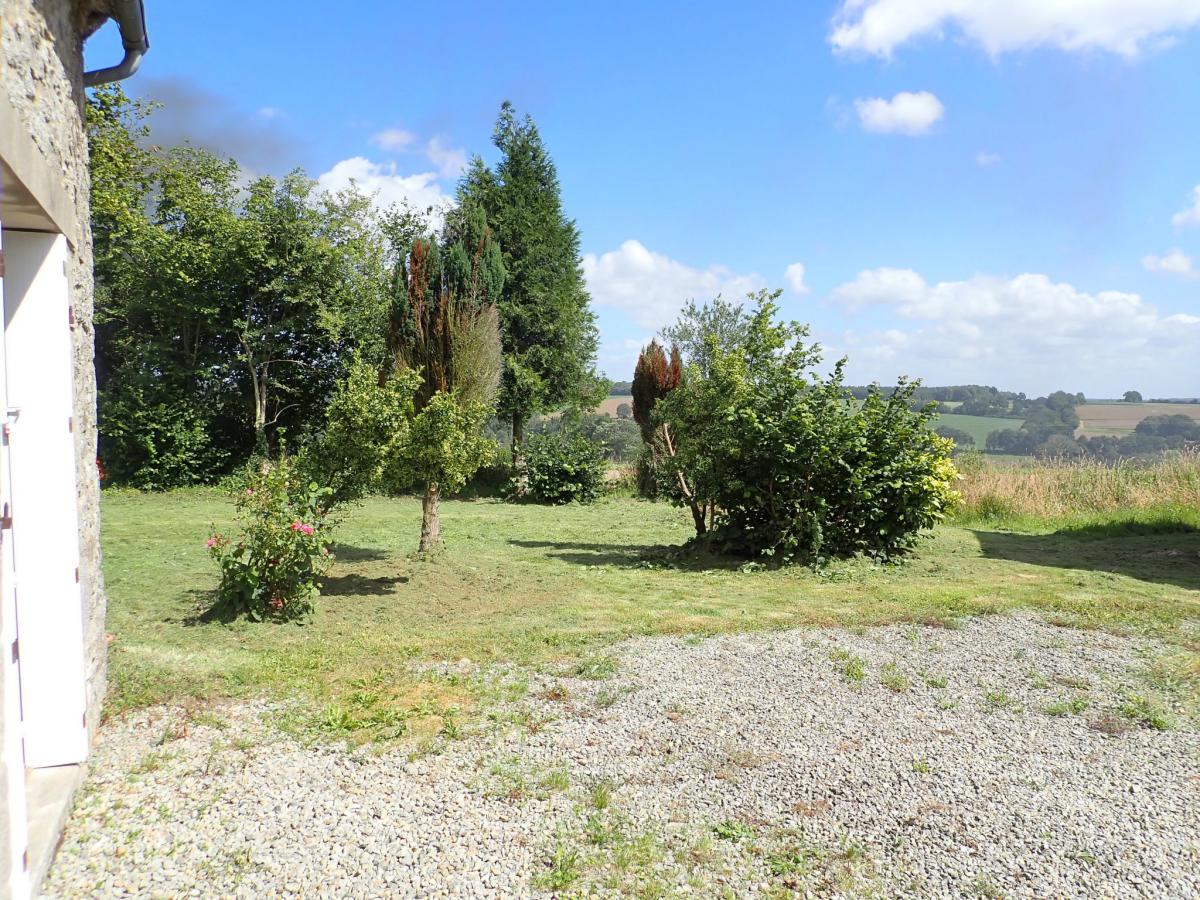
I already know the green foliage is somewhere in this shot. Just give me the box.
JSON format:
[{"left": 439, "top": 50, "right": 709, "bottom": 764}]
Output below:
[
  {"left": 529, "top": 412, "right": 641, "bottom": 462},
  {"left": 518, "top": 432, "right": 607, "bottom": 504},
  {"left": 458, "top": 102, "right": 602, "bottom": 441},
  {"left": 207, "top": 456, "right": 334, "bottom": 622},
  {"left": 658, "top": 291, "right": 959, "bottom": 563},
  {"left": 1136, "top": 414, "right": 1200, "bottom": 440},
  {"left": 387, "top": 202, "right": 504, "bottom": 409},
  {"left": 99, "top": 390, "right": 227, "bottom": 489},
  {"left": 934, "top": 426, "right": 976, "bottom": 453},
  {"left": 87, "top": 87, "right": 393, "bottom": 486},
  {"left": 953, "top": 449, "right": 987, "bottom": 476},
  {"left": 395, "top": 393, "right": 497, "bottom": 496},
  {"left": 382, "top": 202, "right": 505, "bottom": 549},
  {"left": 712, "top": 820, "right": 756, "bottom": 842},
  {"left": 318, "top": 358, "right": 496, "bottom": 500},
  {"left": 660, "top": 295, "right": 750, "bottom": 378},
  {"left": 316, "top": 357, "right": 418, "bottom": 505},
  {"left": 1123, "top": 390, "right": 1143, "bottom": 403}
]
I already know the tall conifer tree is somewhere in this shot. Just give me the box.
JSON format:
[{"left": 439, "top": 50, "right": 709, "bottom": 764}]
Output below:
[{"left": 459, "top": 102, "right": 603, "bottom": 465}]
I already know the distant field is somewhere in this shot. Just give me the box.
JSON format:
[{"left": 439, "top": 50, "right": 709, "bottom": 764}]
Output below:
[
  {"left": 932, "top": 413, "right": 1016, "bottom": 447},
  {"left": 600, "top": 397, "right": 1200, "bottom": 447},
  {"left": 1077, "top": 402, "right": 1200, "bottom": 437},
  {"left": 599, "top": 395, "right": 633, "bottom": 417},
  {"left": 602, "top": 397, "right": 1014, "bottom": 449}
]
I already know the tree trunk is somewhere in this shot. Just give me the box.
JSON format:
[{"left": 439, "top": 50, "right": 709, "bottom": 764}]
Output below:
[
  {"left": 512, "top": 411, "right": 526, "bottom": 459},
  {"left": 253, "top": 389, "right": 268, "bottom": 455},
  {"left": 511, "top": 411, "right": 528, "bottom": 493},
  {"left": 243, "top": 338, "right": 269, "bottom": 455},
  {"left": 419, "top": 481, "right": 441, "bottom": 553},
  {"left": 659, "top": 422, "right": 706, "bottom": 537}
]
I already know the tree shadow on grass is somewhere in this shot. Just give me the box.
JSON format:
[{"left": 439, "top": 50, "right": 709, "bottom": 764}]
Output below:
[
  {"left": 179, "top": 590, "right": 236, "bottom": 625},
  {"left": 507, "top": 539, "right": 748, "bottom": 572},
  {"left": 322, "top": 573, "right": 409, "bottom": 597},
  {"left": 177, "top": 568, "right": 409, "bottom": 625},
  {"left": 330, "top": 544, "right": 392, "bottom": 563},
  {"left": 972, "top": 521, "right": 1200, "bottom": 591}
]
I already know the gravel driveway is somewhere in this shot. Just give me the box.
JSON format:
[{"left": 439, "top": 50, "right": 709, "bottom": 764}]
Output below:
[{"left": 45, "top": 615, "right": 1199, "bottom": 898}]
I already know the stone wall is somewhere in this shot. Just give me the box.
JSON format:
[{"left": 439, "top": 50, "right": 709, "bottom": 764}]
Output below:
[{"left": 1, "top": 0, "right": 112, "bottom": 738}]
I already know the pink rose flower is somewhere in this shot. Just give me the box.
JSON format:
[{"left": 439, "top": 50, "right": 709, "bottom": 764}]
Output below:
[
  {"left": 205, "top": 537, "right": 218, "bottom": 549},
  {"left": 300, "top": 523, "right": 314, "bottom": 536}
]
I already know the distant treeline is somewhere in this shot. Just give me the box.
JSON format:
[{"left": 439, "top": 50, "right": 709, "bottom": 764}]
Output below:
[
  {"left": 609, "top": 381, "right": 633, "bottom": 396},
  {"left": 848, "top": 384, "right": 1086, "bottom": 418},
  {"left": 980, "top": 395, "right": 1199, "bottom": 461}
]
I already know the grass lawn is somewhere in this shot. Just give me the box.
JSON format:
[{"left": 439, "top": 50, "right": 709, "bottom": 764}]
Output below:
[{"left": 102, "top": 491, "right": 1200, "bottom": 742}]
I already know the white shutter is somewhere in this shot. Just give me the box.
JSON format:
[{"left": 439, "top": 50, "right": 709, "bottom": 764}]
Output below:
[
  {"left": 2, "top": 231, "right": 87, "bottom": 768},
  {"left": 0, "top": 223, "right": 33, "bottom": 897}
]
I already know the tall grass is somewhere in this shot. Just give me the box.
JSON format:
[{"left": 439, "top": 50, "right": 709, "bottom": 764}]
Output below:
[{"left": 953, "top": 451, "right": 1200, "bottom": 525}]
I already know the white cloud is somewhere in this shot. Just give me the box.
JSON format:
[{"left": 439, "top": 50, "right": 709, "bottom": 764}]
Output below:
[
  {"left": 976, "top": 151, "right": 1001, "bottom": 167},
  {"left": 257, "top": 106, "right": 283, "bottom": 120},
  {"left": 315, "top": 157, "right": 453, "bottom": 225},
  {"left": 785, "top": 263, "right": 810, "bottom": 294},
  {"left": 599, "top": 336, "right": 657, "bottom": 383},
  {"left": 830, "top": 0, "right": 1200, "bottom": 58},
  {"left": 582, "top": 240, "right": 766, "bottom": 330},
  {"left": 371, "top": 128, "right": 416, "bottom": 151},
  {"left": 1172, "top": 185, "right": 1200, "bottom": 228},
  {"left": 854, "top": 92, "right": 944, "bottom": 136},
  {"left": 830, "top": 267, "right": 1200, "bottom": 394},
  {"left": 425, "top": 137, "right": 468, "bottom": 179},
  {"left": 1142, "top": 249, "right": 1196, "bottom": 277}
]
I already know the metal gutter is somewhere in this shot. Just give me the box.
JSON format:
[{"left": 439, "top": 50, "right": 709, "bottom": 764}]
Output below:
[{"left": 83, "top": 0, "right": 149, "bottom": 87}]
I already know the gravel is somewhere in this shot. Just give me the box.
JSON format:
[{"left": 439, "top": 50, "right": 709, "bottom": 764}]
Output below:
[{"left": 45, "top": 614, "right": 1200, "bottom": 898}]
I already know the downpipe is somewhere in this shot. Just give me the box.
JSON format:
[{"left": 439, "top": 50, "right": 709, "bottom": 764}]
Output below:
[{"left": 83, "top": 0, "right": 149, "bottom": 87}]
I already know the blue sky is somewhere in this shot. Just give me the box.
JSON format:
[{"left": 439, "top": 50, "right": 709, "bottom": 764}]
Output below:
[{"left": 85, "top": 1, "right": 1200, "bottom": 396}]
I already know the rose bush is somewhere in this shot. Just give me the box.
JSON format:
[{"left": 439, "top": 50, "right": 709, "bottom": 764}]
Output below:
[{"left": 207, "top": 455, "right": 334, "bottom": 622}]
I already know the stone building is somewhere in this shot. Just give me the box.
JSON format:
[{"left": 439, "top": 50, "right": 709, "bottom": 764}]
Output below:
[{"left": 0, "top": 1, "right": 147, "bottom": 895}]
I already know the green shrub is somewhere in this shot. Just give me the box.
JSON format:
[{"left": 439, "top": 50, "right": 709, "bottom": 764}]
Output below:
[
  {"left": 634, "top": 445, "right": 667, "bottom": 500},
  {"left": 457, "top": 458, "right": 514, "bottom": 498},
  {"left": 517, "top": 432, "right": 607, "bottom": 504},
  {"left": 657, "top": 290, "right": 959, "bottom": 563},
  {"left": 207, "top": 456, "right": 334, "bottom": 622},
  {"left": 99, "top": 390, "right": 229, "bottom": 489}
]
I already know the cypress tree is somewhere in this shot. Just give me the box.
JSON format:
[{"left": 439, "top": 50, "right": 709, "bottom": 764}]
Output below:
[
  {"left": 386, "top": 201, "right": 504, "bottom": 551},
  {"left": 459, "top": 102, "right": 603, "bottom": 467}
]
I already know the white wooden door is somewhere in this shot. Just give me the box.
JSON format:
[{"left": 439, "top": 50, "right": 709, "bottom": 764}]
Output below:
[
  {"left": 2, "top": 230, "right": 87, "bottom": 768},
  {"left": 0, "top": 223, "right": 32, "bottom": 896}
]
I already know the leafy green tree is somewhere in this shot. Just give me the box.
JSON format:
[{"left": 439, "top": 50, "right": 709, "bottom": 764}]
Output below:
[
  {"left": 87, "top": 88, "right": 392, "bottom": 486},
  {"left": 661, "top": 295, "right": 750, "bottom": 377},
  {"left": 458, "top": 102, "right": 603, "bottom": 466},
  {"left": 657, "top": 291, "right": 958, "bottom": 563},
  {"left": 233, "top": 171, "right": 390, "bottom": 451},
  {"left": 1135, "top": 414, "right": 1200, "bottom": 439},
  {"left": 387, "top": 203, "right": 504, "bottom": 549},
  {"left": 320, "top": 203, "right": 504, "bottom": 552},
  {"left": 1123, "top": 390, "right": 1143, "bottom": 403}
]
